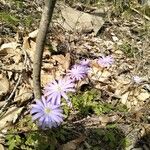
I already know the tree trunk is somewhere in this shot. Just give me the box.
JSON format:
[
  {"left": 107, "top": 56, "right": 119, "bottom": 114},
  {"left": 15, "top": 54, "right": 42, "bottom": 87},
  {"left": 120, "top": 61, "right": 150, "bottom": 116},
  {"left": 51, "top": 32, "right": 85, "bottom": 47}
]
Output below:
[{"left": 33, "top": 0, "right": 57, "bottom": 99}]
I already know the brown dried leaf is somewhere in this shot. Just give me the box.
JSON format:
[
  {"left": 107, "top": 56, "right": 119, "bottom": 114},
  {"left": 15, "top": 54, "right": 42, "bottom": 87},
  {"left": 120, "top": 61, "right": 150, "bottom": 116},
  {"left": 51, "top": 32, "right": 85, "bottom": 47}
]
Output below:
[
  {"left": 7, "top": 63, "right": 24, "bottom": 71},
  {"left": 29, "top": 29, "right": 39, "bottom": 38},
  {"left": 0, "top": 144, "right": 5, "bottom": 150},
  {"left": 52, "top": 53, "right": 71, "bottom": 71},
  {"left": 22, "top": 36, "right": 36, "bottom": 61},
  {"left": 0, "top": 101, "right": 5, "bottom": 108},
  {"left": 0, "top": 74, "right": 9, "bottom": 100},
  {"left": 14, "top": 86, "right": 33, "bottom": 104},
  {"left": 89, "top": 65, "right": 111, "bottom": 82},
  {"left": 0, "top": 107, "right": 23, "bottom": 130},
  {"left": 59, "top": 135, "right": 86, "bottom": 150},
  {"left": 12, "top": 51, "right": 22, "bottom": 64},
  {"left": 41, "top": 70, "right": 55, "bottom": 87},
  {"left": 137, "top": 90, "right": 150, "bottom": 101},
  {"left": 121, "top": 91, "right": 130, "bottom": 105},
  {"left": 0, "top": 42, "right": 19, "bottom": 51},
  {"left": 99, "top": 115, "right": 119, "bottom": 126},
  {"left": 0, "top": 42, "right": 20, "bottom": 56},
  {"left": 22, "top": 37, "right": 30, "bottom": 50}
]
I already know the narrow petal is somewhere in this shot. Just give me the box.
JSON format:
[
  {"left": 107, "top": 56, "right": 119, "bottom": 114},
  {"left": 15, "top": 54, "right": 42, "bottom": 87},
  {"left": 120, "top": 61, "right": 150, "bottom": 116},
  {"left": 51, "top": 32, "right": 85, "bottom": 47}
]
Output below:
[
  {"left": 32, "top": 112, "right": 44, "bottom": 121},
  {"left": 61, "top": 92, "right": 68, "bottom": 100},
  {"left": 30, "top": 108, "right": 42, "bottom": 114}
]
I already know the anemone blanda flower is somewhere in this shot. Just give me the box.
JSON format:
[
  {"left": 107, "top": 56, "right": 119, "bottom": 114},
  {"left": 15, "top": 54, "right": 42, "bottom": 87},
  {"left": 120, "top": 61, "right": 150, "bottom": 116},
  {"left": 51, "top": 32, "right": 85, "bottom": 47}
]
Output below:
[
  {"left": 98, "top": 56, "right": 114, "bottom": 67},
  {"left": 31, "top": 96, "right": 64, "bottom": 129},
  {"left": 80, "top": 59, "right": 90, "bottom": 66},
  {"left": 44, "top": 78, "right": 75, "bottom": 105},
  {"left": 133, "top": 76, "right": 142, "bottom": 84},
  {"left": 67, "top": 64, "right": 88, "bottom": 81}
]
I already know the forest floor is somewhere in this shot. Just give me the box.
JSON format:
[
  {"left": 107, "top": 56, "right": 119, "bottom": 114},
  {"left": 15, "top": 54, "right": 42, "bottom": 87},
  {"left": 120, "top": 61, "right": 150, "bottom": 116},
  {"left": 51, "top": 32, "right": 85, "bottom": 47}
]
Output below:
[{"left": 0, "top": 0, "right": 150, "bottom": 150}]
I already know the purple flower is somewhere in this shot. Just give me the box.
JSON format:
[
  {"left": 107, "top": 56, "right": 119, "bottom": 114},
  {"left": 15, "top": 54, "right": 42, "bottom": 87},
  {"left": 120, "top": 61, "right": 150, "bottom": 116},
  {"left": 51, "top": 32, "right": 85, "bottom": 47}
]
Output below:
[
  {"left": 67, "top": 64, "right": 88, "bottom": 81},
  {"left": 30, "top": 96, "right": 64, "bottom": 129},
  {"left": 133, "top": 76, "right": 142, "bottom": 84},
  {"left": 80, "top": 59, "right": 90, "bottom": 66},
  {"left": 98, "top": 56, "right": 114, "bottom": 67},
  {"left": 44, "top": 78, "right": 75, "bottom": 105}
]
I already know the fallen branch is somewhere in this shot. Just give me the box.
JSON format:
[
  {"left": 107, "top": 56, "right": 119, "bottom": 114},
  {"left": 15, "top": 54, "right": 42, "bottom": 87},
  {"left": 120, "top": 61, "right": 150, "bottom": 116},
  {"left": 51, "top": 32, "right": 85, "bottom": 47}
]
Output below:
[
  {"left": 130, "top": 7, "right": 150, "bottom": 21},
  {"left": 33, "top": 0, "right": 57, "bottom": 99}
]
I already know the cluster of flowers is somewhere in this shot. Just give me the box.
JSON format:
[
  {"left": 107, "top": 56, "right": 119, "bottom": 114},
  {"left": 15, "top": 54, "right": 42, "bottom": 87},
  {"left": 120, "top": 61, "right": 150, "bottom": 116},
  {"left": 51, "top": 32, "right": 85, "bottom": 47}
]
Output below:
[{"left": 30, "top": 56, "right": 114, "bottom": 129}]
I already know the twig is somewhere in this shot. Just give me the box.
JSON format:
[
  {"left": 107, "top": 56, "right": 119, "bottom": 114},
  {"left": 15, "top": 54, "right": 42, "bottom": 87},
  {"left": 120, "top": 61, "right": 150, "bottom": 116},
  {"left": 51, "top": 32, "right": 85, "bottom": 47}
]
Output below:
[
  {"left": 130, "top": 7, "right": 150, "bottom": 21},
  {"left": 33, "top": 0, "right": 57, "bottom": 99},
  {"left": 0, "top": 75, "right": 22, "bottom": 113},
  {"left": 0, "top": 67, "right": 23, "bottom": 73}
]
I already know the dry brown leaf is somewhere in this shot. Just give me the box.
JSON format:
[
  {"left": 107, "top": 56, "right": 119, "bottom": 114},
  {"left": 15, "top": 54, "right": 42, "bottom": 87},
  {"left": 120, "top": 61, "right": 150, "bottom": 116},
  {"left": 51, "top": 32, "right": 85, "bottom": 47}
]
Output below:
[
  {"left": 29, "top": 29, "right": 39, "bottom": 38},
  {"left": 12, "top": 52, "right": 22, "bottom": 64},
  {"left": 0, "top": 42, "right": 19, "bottom": 51},
  {"left": 41, "top": 70, "right": 55, "bottom": 86},
  {"left": 99, "top": 115, "right": 119, "bottom": 126},
  {"left": 121, "top": 91, "right": 130, "bottom": 105},
  {"left": 77, "top": 79, "right": 89, "bottom": 89},
  {"left": 22, "top": 36, "right": 36, "bottom": 61},
  {"left": 8, "top": 63, "right": 24, "bottom": 71},
  {"left": 89, "top": 66, "right": 111, "bottom": 82},
  {"left": 22, "top": 37, "right": 30, "bottom": 50},
  {"left": 64, "top": 53, "right": 71, "bottom": 70},
  {"left": 0, "top": 144, "right": 5, "bottom": 150},
  {"left": 114, "top": 89, "right": 122, "bottom": 99},
  {"left": 0, "top": 42, "right": 20, "bottom": 57},
  {"left": 137, "top": 90, "right": 150, "bottom": 101},
  {"left": 52, "top": 55, "right": 64, "bottom": 62},
  {"left": 52, "top": 53, "right": 71, "bottom": 70},
  {"left": 59, "top": 135, "right": 86, "bottom": 150},
  {"left": 0, "top": 107, "right": 23, "bottom": 130},
  {"left": 0, "top": 101, "right": 5, "bottom": 108},
  {"left": 114, "top": 50, "right": 124, "bottom": 54},
  {"left": 14, "top": 86, "right": 33, "bottom": 104},
  {"left": 100, "top": 70, "right": 111, "bottom": 82},
  {"left": 117, "top": 76, "right": 131, "bottom": 85},
  {"left": 0, "top": 74, "right": 9, "bottom": 100},
  {"left": 0, "top": 38, "right": 4, "bottom": 46}
]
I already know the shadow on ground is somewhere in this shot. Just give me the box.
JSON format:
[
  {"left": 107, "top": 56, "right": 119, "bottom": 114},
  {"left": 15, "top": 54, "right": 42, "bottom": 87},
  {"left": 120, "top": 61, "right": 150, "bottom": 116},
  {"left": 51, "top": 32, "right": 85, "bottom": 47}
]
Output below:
[
  {"left": 55, "top": 124, "right": 126, "bottom": 150},
  {"left": 134, "top": 131, "right": 150, "bottom": 150},
  {"left": 84, "top": 126, "right": 126, "bottom": 150}
]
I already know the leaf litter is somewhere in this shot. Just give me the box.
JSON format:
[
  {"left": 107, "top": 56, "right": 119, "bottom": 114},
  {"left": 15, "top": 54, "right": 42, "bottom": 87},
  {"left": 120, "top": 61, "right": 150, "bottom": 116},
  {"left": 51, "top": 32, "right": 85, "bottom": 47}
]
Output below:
[{"left": 0, "top": 0, "right": 150, "bottom": 149}]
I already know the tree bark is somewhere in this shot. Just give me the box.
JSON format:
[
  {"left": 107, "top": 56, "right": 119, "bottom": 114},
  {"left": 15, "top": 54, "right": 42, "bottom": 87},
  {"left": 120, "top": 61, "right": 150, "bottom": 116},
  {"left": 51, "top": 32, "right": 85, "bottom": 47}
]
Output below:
[{"left": 33, "top": 0, "right": 57, "bottom": 99}]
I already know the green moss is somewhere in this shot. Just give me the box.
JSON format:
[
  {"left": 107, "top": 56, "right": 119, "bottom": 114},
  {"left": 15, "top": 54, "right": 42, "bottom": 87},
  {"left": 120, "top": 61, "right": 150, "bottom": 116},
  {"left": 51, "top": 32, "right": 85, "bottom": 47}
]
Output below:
[{"left": 118, "top": 42, "right": 138, "bottom": 57}]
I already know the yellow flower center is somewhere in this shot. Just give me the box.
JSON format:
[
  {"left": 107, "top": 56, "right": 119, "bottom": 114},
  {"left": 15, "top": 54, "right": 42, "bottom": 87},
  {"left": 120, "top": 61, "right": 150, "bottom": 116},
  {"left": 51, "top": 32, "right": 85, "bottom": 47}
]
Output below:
[
  {"left": 56, "top": 85, "right": 62, "bottom": 91},
  {"left": 44, "top": 107, "right": 51, "bottom": 114}
]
